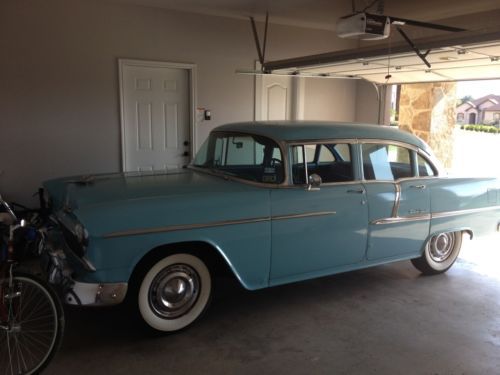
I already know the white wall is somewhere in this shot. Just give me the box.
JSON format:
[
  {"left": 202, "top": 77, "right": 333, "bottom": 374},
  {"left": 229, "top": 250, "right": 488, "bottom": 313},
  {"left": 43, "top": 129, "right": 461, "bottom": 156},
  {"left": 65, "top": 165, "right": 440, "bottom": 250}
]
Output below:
[
  {"left": 354, "top": 81, "right": 381, "bottom": 124},
  {"left": 0, "top": 0, "right": 365, "bottom": 204},
  {"left": 303, "top": 79, "right": 357, "bottom": 121}
]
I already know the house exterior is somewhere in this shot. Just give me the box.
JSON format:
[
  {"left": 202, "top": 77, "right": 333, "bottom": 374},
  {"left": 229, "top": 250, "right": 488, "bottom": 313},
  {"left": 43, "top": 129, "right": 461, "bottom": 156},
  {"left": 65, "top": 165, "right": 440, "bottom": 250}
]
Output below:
[{"left": 456, "top": 94, "right": 500, "bottom": 125}]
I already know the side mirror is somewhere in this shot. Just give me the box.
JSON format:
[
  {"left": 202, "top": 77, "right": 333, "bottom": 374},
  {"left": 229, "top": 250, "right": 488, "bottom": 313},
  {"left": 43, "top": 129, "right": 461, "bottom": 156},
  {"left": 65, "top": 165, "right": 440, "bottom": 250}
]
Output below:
[{"left": 308, "top": 173, "right": 322, "bottom": 191}]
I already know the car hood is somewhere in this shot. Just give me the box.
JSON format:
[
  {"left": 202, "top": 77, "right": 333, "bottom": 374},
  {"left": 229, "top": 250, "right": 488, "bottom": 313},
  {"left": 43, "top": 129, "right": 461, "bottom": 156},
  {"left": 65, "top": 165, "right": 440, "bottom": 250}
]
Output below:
[
  {"left": 44, "top": 169, "right": 270, "bottom": 236},
  {"left": 45, "top": 169, "right": 251, "bottom": 209}
]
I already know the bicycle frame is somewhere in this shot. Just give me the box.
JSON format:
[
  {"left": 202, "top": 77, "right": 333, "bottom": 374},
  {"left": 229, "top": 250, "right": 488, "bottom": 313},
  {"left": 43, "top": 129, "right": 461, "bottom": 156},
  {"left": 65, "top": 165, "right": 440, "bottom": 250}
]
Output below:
[{"left": 0, "top": 194, "right": 64, "bottom": 375}]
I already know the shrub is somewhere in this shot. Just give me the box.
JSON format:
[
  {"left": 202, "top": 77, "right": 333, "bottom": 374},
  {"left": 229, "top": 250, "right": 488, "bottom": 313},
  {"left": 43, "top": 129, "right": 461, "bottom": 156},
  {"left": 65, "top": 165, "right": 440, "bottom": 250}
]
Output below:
[{"left": 461, "top": 124, "right": 498, "bottom": 134}]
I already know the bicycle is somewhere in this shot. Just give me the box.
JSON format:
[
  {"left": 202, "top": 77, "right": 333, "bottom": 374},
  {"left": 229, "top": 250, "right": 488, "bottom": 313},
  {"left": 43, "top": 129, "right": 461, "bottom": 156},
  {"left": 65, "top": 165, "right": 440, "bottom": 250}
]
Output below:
[{"left": 0, "top": 195, "right": 64, "bottom": 374}]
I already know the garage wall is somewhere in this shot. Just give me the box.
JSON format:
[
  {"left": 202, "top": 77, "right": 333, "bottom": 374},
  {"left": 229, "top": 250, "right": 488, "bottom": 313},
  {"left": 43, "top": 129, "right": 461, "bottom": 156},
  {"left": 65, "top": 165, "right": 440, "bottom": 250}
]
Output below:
[
  {"left": 303, "top": 79, "right": 357, "bottom": 121},
  {"left": 355, "top": 81, "right": 381, "bottom": 124},
  {"left": 0, "top": 0, "right": 365, "bottom": 204}
]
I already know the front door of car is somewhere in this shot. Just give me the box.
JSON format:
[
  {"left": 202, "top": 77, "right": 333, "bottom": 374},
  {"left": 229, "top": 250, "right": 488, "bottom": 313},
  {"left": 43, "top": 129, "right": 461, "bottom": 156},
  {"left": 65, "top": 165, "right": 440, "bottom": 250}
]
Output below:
[
  {"left": 269, "top": 143, "right": 368, "bottom": 284},
  {"left": 361, "top": 143, "right": 432, "bottom": 260}
]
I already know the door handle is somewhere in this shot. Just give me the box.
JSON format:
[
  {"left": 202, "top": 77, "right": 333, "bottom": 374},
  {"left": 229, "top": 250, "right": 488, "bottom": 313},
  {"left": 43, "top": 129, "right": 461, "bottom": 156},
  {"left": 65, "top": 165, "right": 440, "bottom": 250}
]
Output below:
[
  {"left": 183, "top": 151, "right": 190, "bottom": 157},
  {"left": 347, "top": 189, "right": 365, "bottom": 194},
  {"left": 410, "top": 185, "right": 426, "bottom": 190}
]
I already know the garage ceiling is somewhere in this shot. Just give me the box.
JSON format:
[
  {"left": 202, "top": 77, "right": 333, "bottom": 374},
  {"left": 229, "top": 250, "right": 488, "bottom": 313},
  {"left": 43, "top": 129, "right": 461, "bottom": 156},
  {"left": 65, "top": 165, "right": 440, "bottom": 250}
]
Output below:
[
  {"left": 108, "top": 0, "right": 500, "bottom": 84},
  {"left": 261, "top": 28, "right": 500, "bottom": 84},
  {"left": 108, "top": 0, "right": 500, "bottom": 30}
]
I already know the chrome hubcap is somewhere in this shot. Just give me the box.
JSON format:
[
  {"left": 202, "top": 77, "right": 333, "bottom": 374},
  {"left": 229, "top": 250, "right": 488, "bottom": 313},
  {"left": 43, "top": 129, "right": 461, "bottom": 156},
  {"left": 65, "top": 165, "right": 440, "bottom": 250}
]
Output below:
[
  {"left": 428, "top": 233, "right": 455, "bottom": 262},
  {"left": 148, "top": 264, "right": 200, "bottom": 319}
]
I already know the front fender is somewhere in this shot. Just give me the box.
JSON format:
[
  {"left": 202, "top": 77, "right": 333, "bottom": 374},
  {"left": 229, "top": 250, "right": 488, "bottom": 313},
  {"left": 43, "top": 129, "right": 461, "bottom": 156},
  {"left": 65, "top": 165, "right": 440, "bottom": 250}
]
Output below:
[{"left": 78, "top": 221, "right": 271, "bottom": 290}]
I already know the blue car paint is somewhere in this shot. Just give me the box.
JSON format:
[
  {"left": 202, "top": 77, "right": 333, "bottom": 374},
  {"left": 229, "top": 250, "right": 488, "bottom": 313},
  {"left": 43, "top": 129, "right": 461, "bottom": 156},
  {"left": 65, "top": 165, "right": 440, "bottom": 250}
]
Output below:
[
  {"left": 364, "top": 178, "right": 431, "bottom": 260},
  {"left": 43, "top": 121, "right": 500, "bottom": 291},
  {"left": 270, "top": 183, "right": 368, "bottom": 280}
]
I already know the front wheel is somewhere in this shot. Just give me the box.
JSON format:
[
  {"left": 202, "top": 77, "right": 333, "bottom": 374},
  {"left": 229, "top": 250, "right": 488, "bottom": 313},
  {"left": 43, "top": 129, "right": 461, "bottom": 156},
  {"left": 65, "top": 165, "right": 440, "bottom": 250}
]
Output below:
[
  {"left": 137, "top": 253, "right": 212, "bottom": 333},
  {"left": 411, "top": 231, "right": 463, "bottom": 275},
  {"left": 0, "top": 273, "right": 65, "bottom": 374}
]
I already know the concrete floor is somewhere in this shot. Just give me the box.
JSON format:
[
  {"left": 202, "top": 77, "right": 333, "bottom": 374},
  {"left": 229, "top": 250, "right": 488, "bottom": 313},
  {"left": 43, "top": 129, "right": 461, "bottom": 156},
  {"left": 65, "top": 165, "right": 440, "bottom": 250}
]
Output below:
[{"left": 47, "top": 235, "right": 500, "bottom": 375}]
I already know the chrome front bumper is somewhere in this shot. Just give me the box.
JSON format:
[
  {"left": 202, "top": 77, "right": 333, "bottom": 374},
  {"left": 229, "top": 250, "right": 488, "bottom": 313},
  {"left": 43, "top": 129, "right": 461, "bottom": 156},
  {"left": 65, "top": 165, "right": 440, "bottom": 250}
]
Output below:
[
  {"left": 44, "top": 248, "right": 128, "bottom": 307},
  {"left": 64, "top": 280, "right": 128, "bottom": 306}
]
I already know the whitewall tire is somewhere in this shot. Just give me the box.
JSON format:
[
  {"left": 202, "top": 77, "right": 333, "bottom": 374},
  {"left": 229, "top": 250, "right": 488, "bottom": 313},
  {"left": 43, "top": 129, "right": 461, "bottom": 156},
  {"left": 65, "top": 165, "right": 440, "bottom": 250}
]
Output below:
[
  {"left": 411, "top": 231, "right": 462, "bottom": 275},
  {"left": 138, "top": 253, "right": 212, "bottom": 332}
]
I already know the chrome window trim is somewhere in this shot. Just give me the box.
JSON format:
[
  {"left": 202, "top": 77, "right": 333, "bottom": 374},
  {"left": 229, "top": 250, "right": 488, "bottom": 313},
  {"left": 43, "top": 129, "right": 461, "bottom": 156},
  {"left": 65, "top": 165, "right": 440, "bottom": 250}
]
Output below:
[
  {"left": 415, "top": 150, "right": 440, "bottom": 177},
  {"left": 302, "top": 145, "right": 309, "bottom": 185},
  {"left": 192, "top": 135, "right": 433, "bottom": 189},
  {"left": 358, "top": 139, "right": 419, "bottom": 152},
  {"left": 286, "top": 138, "right": 359, "bottom": 146}
]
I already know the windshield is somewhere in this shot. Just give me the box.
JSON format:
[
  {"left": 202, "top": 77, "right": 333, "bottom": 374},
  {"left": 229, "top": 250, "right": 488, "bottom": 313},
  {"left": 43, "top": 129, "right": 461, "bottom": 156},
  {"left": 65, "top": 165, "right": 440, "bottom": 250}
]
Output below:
[{"left": 193, "top": 132, "right": 284, "bottom": 184}]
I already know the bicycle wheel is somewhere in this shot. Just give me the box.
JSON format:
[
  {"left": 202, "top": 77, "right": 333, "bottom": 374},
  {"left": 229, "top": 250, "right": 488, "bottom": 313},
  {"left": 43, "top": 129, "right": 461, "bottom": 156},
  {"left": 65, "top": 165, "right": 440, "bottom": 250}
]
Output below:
[{"left": 0, "top": 273, "right": 64, "bottom": 375}]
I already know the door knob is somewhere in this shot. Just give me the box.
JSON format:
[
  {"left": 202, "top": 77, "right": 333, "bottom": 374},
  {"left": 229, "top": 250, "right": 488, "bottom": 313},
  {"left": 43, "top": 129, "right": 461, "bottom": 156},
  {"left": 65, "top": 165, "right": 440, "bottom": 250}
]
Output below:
[
  {"left": 184, "top": 141, "right": 190, "bottom": 146},
  {"left": 183, "top": 151, "right": 190, "bottom": 157}
]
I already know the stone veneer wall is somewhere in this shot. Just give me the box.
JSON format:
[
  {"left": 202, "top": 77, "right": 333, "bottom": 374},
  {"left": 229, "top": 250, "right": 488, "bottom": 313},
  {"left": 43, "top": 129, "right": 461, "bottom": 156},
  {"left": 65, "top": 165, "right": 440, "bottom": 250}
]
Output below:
[{"left": 398, "top": 82, "right": 457, "bottom": 168}]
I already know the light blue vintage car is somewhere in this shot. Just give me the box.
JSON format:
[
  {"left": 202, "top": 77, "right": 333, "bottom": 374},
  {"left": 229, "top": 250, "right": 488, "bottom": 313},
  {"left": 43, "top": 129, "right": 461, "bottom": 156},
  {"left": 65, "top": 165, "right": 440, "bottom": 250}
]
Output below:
[{"left": 43, "top": 122, "right": 500, "bottom": 332}]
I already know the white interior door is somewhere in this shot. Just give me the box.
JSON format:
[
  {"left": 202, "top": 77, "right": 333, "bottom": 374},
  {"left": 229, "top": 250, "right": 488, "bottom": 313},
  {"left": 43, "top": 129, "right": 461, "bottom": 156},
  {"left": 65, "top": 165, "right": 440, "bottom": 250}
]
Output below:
[
  {"left": 120, "top": 60, "right": 192, "bottom": 172},
  {"left": 256, "top": 75, "right": 292, "bottom": 121},
  {"left": 255, "top": 63, "right": 304, "bottom": 121}
]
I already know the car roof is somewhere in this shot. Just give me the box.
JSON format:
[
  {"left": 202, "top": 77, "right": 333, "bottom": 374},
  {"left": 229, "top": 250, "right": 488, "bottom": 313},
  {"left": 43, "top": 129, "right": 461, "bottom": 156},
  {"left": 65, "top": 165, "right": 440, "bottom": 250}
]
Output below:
[{"left": 213, "top": 121, "right": 431, "bottom": 152}]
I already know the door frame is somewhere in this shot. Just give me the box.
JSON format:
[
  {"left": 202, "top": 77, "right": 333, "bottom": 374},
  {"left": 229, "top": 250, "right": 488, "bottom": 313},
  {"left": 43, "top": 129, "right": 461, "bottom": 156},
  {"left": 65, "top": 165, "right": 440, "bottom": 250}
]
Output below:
[{"left": 118, "top": 59, "right": 197, "bottom": 172}]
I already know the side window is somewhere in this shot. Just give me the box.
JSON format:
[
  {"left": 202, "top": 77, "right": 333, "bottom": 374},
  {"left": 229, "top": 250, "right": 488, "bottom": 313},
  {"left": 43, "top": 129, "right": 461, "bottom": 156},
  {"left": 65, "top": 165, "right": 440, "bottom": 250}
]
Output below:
[
  {"left": 318, "top": 145, "right": 335, "bottom": 163},
  {"left": 362, "top": 144, "right": 413, "bottom": 181},
  {"left": 417, "top": 154, "right": 437, "bottom": 177},
  {"left": 291, "top": 143, "right": 353, "bottom": 184},
  {"left": 194, "top": 133, "right": 284, "bottom": 184},
  {"left": 334, "top": 144, "right": 351, "bottom": 162}
]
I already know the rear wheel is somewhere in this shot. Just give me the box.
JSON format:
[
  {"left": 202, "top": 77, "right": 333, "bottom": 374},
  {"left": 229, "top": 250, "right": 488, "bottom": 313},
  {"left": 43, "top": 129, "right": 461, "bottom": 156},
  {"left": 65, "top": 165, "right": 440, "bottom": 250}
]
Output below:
[
  {"left": 137, "top": 253, "right": 212, "bottom": 333},
  {"left": 411, "top": 231, "right": 463, "bottom": 275},
  {"left": 0, "top": 273, "right": 64, "bottom": 375}
]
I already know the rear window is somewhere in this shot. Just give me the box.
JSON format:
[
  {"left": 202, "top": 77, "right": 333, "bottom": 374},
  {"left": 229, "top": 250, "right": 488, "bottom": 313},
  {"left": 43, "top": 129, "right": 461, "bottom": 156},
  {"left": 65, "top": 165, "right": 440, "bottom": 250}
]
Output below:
[{"left": 362, "top": 144, "right": 413, "bottom": 181}]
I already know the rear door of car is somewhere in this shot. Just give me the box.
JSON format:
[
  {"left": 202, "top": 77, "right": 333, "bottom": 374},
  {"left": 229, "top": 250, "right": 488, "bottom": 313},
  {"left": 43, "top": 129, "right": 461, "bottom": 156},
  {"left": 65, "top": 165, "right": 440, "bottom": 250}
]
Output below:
[{"left": 361, "top": 142, "right": 432, "bottom": 260}]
